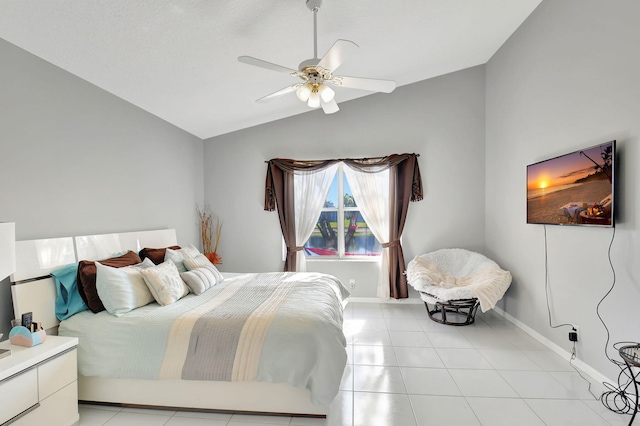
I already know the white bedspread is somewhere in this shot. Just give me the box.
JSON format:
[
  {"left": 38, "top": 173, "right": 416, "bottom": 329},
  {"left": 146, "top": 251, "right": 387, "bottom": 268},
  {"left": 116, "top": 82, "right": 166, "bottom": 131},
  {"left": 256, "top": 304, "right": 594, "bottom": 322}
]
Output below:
[{"left": 59, "top": 272, "right": 350, "bottom": 405}]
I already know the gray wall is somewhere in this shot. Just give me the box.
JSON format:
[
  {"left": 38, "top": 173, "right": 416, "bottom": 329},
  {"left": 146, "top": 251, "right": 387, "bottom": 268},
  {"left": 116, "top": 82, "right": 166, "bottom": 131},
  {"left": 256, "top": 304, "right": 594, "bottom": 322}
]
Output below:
[
  {"left": 203, "top": 65, "right": 487, "bottom": 297},
  {"left": 485, "top": 0, "right": 640, "bottom": 379},
  {"left": 0, "top": 39, "right": 204, "bottom": 339}
]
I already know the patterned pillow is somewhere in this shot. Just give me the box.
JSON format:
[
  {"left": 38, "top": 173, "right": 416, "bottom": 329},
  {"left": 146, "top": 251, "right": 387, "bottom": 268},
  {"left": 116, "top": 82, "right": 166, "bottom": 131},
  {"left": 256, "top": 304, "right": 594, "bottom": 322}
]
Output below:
[
  {"left": 165, "top": 246, "right": 200, "bottom": 273},
  {"left": 180, "top": 267, "right": 220, "bottom": 295},
  {"left": 183, "top": 254, "right": 224, "bottom": 282},
  {"left": 139, "top": 260, "right": 190, "bottom": 306},
  {"left": 96, "top": 258, "right": 155, "bottom": 316}
]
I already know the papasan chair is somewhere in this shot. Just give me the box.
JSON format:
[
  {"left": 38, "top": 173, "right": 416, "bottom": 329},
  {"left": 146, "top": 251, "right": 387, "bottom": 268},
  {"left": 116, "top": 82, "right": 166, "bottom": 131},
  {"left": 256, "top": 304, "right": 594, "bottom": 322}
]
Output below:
[{"left": 406, "top": 249, "right": 512, "bottom": 326}]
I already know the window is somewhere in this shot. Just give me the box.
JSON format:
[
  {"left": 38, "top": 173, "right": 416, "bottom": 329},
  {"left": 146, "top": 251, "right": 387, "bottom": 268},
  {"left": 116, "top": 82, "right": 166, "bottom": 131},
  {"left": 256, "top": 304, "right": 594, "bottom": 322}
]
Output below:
[
  {"left": 303, "top": 166, "right": 381, "bottom": 258},
  {"left": 266, "top": 154, "right": 422, "bottom": 297}
]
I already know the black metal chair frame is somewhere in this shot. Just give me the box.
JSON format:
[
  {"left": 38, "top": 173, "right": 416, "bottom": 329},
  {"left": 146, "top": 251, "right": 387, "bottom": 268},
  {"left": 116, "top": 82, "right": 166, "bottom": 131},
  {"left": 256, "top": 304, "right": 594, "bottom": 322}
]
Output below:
[{"left": 422, "top": 295, "right": 480, "bottom": 326}]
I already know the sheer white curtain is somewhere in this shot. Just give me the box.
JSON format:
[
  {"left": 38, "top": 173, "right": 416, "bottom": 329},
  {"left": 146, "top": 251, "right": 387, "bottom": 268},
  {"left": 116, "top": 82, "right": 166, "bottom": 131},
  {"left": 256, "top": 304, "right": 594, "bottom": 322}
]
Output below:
[
  {"left": 343, "top": 164, "right": 391, "bottom": 298},
  {"left": 294, "top": 164, "right": 339, "bottom": 272}
]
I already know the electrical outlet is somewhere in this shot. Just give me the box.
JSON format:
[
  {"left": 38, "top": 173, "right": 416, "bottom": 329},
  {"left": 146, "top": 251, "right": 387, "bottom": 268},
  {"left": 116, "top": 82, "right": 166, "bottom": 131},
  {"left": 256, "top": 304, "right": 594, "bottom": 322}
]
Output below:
[
  {"left": 348, "top": 279, "right": 356, "bottom": 289},
  {"left": 569, "top": 326, "right": 579, "bottom": 342}
]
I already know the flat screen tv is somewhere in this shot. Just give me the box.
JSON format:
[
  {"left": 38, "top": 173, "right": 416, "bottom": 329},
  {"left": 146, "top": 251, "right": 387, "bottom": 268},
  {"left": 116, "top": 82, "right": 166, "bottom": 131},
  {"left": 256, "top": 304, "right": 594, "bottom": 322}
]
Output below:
[{"left": 527, "top": 140, "right": 615, "bottom": 227}]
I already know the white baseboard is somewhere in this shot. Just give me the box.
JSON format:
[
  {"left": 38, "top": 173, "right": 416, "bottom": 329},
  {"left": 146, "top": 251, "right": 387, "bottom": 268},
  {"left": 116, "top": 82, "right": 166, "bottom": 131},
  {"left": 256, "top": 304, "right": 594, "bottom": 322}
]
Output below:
[
  {"left": 348, "top": 296, "right": 423, "bottom": 304},
  {"left": 492, "top": 306, "right": 614, "bottom": 386}
]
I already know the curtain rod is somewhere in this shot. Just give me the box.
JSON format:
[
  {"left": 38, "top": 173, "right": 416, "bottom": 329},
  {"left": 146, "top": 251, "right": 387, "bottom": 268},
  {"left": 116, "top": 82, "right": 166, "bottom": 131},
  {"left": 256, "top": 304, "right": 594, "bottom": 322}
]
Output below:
[{"left": 264, "top": 153, "right": 420, "bottom": 163}]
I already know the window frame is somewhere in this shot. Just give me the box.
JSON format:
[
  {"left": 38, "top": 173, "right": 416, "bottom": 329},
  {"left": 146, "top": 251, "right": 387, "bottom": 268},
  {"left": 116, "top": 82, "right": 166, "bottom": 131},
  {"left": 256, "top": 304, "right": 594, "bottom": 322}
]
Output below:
[{"left": 305, "top": 165, "right": 381, "bottom": 261}]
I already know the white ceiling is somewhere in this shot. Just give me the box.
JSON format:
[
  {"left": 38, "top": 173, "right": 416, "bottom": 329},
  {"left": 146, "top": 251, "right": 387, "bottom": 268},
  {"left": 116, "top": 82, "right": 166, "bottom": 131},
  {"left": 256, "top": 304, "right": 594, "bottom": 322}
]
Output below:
[{"left": 0, "top": 0, "right": 541, "bottom": 140}]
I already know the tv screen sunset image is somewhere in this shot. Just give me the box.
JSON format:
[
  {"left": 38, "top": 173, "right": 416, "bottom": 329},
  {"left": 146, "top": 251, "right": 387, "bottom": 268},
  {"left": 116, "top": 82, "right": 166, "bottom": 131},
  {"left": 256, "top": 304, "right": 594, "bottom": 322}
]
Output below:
[{"left": 527, "top": 141, "right": 614, "bottom": 226}]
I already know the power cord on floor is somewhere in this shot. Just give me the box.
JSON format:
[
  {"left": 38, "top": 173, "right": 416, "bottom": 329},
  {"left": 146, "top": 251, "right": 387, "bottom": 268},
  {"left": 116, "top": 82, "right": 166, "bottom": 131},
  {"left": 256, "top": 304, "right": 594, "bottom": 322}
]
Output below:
[{"left": 569, "top": 341, "right": 599, "bottom": 400}]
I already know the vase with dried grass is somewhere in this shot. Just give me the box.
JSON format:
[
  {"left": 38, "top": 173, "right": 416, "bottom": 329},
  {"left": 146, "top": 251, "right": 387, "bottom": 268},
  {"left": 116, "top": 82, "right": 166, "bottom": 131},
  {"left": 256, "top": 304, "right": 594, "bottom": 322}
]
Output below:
[{"left": 197, "top": 203, "right": 222, "bottom": 264}]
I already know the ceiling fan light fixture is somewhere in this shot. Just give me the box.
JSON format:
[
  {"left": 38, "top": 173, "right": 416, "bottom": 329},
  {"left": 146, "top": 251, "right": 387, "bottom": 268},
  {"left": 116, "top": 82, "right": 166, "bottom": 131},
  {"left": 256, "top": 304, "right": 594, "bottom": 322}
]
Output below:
[
  {"left": 318, "top": 84, "right": 335, "bottom": 102},
  {"left": 296, "top": 83, "right": 313, "bottom": 101},
  {"left": 307, "top": 90, "right": 321, "bottom": 108}
]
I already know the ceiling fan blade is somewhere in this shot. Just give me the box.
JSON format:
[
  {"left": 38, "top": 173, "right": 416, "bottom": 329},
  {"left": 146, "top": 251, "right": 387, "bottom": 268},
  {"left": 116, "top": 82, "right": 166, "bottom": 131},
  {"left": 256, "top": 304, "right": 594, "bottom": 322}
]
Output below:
[
  {"left": 256, "top": 84, "right": 300, "bottom": 103},
  {"left": 321, "top": 98, "right": 339, "bottom": 114},
  {"left": 238, "top": 56, "right": 297, "bottom": 74},
  {"left": 331, "top": 76, "right": 396, "bottom": 93},
  {"left": 317, "top": 39, "right": 359, "bottom": 72}
]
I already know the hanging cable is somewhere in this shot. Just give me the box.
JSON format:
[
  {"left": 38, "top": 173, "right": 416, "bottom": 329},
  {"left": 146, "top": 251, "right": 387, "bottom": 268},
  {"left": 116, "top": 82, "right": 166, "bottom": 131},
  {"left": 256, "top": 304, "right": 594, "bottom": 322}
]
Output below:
[
  {"left": 596, "top": 225, "right": 618, "bottom": 363},
  {"left": 596, "top": 226, "right": 639, "bottom": 417},
  {"left": 543, "top": 225, "right": 573, "bottom": 330}
]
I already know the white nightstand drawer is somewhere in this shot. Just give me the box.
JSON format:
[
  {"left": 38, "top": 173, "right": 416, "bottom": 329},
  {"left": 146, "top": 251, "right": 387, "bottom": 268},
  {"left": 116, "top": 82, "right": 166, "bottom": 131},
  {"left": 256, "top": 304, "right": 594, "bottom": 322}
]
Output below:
[
  {"left": 38, "top": 349, "right": 77, "bottom": 400},
  {"left": 14, "top": 380, "right": 79, "bottom": 426},
  {"left": 0, "top": 369, "right": 38, "bottom": 424}
]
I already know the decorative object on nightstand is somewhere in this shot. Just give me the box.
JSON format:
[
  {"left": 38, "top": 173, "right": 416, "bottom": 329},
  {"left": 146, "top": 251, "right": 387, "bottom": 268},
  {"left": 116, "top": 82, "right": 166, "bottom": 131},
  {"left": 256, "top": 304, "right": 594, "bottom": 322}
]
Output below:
[
  {"left": 9, "top": 325, "right": 47, "bottom": 347},
  {"left": 197, "top": 203, "right": 223, "bottom": 264}
]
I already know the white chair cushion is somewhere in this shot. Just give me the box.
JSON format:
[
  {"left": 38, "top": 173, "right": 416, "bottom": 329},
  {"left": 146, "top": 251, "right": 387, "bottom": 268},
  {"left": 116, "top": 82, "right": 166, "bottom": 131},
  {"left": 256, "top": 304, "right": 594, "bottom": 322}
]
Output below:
[{"left": 406, "top": 248, "right": 511, "bottom": 312}]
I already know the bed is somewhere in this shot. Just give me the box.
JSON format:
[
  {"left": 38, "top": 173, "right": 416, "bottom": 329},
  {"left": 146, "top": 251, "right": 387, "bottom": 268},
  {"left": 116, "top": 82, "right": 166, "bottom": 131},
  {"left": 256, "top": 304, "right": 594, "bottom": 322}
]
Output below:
[{"left": 9, "top": 229, "right": 349, "bottom": 417}]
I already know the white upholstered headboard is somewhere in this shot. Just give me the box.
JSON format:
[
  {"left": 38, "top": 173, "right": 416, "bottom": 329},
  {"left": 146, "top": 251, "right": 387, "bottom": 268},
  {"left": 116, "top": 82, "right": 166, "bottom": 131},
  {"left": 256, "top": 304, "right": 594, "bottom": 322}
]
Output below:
[{"left": 10, "top": 229, "right": 177, "bottom": 333}]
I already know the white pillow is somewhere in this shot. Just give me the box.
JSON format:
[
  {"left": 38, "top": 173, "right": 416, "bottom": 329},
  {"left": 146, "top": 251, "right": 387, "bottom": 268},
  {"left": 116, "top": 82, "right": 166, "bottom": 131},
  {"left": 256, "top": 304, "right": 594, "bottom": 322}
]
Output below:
[
  {"left": 164, "top": 245, "right": 200, "bottom": 273},
  {"left": 184, "top": 244, "right": 201, "bottom": 258},
  {"left": 96, "top": 258, "right": 155, "bottom": 316},
  {"left": 183, "top": 254, "right": 224, "bottom": 282},
  {"left": 140, "top": 260, "right": 190, "bottom": 306},
  {"left": 180, "top": 267, "right": 220, "bottom": 295}
]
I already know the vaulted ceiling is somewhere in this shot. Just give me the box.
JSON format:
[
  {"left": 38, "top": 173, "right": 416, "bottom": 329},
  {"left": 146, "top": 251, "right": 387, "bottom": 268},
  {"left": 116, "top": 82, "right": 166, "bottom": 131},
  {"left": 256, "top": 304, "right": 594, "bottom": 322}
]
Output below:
[{"left": 0, "top": 0, "right": 541, "bottom": 139}]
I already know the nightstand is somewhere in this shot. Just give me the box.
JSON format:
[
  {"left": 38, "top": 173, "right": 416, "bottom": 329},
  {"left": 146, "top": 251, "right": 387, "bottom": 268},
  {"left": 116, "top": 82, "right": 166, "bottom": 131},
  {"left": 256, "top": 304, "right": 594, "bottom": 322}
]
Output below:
[{"left": 0, "top": 335, "right": 78, "bottom": 426}]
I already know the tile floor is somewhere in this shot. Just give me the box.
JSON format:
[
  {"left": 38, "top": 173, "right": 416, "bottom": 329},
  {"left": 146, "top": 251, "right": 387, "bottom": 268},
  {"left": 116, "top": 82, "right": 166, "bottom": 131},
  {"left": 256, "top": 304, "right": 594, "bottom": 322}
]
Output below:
[{"left": 76, "top": 301, "right": 631, "bottom": 425}]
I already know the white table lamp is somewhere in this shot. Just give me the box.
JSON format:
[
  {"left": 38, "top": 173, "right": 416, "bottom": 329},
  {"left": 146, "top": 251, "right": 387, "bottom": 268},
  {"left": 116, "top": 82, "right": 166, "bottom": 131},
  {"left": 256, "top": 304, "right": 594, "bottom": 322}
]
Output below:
[{"left": 0, "top": 223, "right": 16, "bottom": 281}]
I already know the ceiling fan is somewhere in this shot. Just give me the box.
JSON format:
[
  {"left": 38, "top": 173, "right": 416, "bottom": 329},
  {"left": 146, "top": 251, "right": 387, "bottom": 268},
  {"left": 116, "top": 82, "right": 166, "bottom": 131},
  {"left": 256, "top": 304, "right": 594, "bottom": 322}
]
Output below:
[{"left": 238, "top": 0, "right": 396, "bottom": 114}]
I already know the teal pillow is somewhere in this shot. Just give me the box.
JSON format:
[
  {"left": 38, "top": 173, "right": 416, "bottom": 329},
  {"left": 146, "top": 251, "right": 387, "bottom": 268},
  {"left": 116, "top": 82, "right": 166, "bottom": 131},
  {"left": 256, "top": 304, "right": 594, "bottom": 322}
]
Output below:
[{"left": 51, "top": 263, "right": 88, "bottom": 320}]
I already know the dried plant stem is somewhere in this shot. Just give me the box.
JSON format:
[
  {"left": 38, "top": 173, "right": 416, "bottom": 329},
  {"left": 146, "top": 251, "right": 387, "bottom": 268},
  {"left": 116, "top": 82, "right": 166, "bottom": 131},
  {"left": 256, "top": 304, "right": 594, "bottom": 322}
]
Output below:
[
  {"left": 197, "top": 203, "right": 213, "bottom": 254},
  {"left": 213, "top": 220, "right": 223, "bottom": 253},
  {"left": 197, "top": 203, "right": 222, "bottom": 264}
]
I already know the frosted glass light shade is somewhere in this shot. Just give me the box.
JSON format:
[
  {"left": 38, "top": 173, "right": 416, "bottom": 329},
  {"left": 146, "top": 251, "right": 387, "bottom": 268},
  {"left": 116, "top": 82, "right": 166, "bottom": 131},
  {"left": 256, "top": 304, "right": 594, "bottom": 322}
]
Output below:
[
  {"left": 307, "top": 91, "right": 320, "bottom": 108},
  {"left": 296, "top": 83, "right": 312, "bottom": 102},
  {"left": 317, "top": 84, "right": 335, "bottom": 102},
  {"left": 0, "top": 222, "right": 16, "bottom": 281}
]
